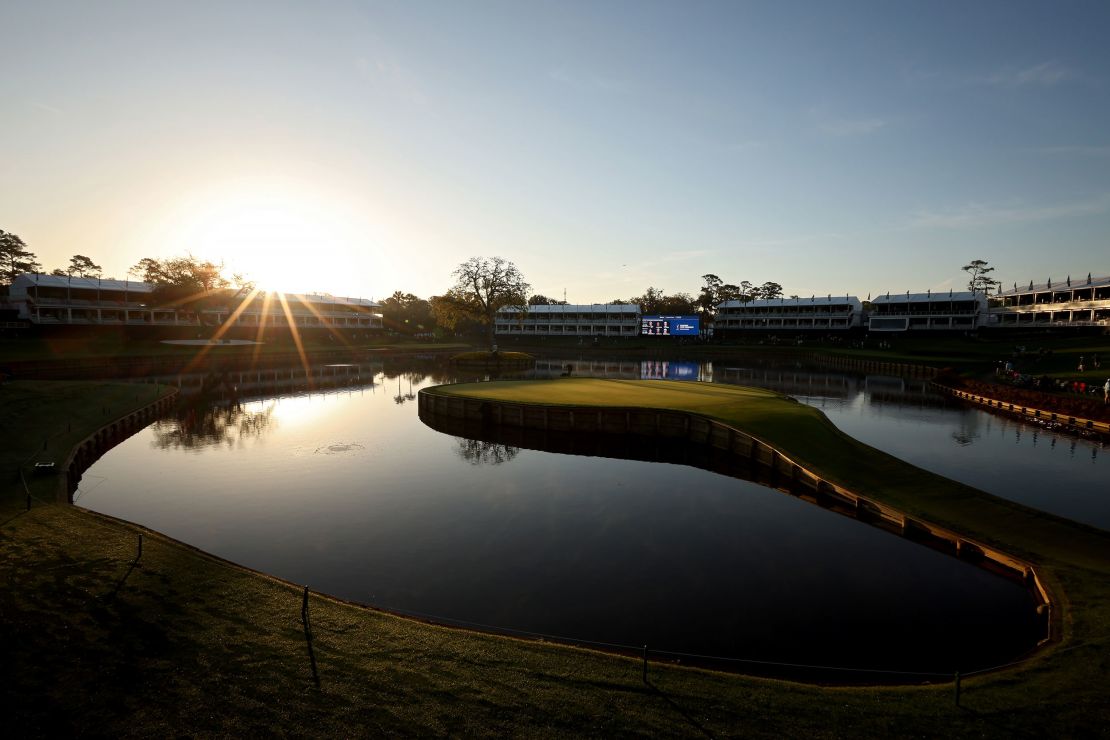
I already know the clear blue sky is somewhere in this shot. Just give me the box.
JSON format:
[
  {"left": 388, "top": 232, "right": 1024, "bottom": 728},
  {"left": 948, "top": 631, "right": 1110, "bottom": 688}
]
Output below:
[{"left": 2, "top": 0, "right": 1108, "bottom": 301}]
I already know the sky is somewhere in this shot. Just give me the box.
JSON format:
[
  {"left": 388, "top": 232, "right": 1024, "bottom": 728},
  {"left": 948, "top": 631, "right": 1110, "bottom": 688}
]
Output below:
[{"left": 2, "top": 0, "right": 1108, "bottom": 303}]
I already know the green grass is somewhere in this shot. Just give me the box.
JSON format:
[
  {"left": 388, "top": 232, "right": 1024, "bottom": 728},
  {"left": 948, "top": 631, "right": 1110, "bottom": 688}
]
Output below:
[{"left": 3, "top": 378, "right": 1110, "bottom": 734}]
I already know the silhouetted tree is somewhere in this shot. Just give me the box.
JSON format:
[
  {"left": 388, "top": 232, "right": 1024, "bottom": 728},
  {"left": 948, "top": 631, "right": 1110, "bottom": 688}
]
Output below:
[
  {"left": 381, "top": 291, "right": 434, "bottom": 333},
  {"left": 658, "top": 291, "right": 697, "bottom": 315},
  {"left": 528, "top": 294, "right": 564, "bottom": 305},
  {"left": 431, "top": 257, "right": 530, "bottom": 349},
  {"left": 697, "top": 274, "right": 723, "bottom": 315},
  {"left": 963, "top": 259, "right": 1000, "bottom": 295},
  {"left": 66, "top": 254, "right": 102, "bottom": 278},
  {"left": 0, "top": 230, "right": 41, "bottom": 282},
  {"left": 129, "top": 254, "right": 233, "bottom": 307},
  {"left": 755, "top": 281, "right": 784, "bottom": 300},
  {"left": 631, "top": 286, "right": 666, "bottom": 314},
  {"left": 129, "top": 254, "right": 230, "bottom": 291}
]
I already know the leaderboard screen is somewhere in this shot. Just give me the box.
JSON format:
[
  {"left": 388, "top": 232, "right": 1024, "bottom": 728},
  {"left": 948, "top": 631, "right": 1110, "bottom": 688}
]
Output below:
[
  {"left": 640, "top": 315, "right": 700, "bottom": 337},
  {"left": 641, "top": 361, "right": 699, "bottom": 381}
]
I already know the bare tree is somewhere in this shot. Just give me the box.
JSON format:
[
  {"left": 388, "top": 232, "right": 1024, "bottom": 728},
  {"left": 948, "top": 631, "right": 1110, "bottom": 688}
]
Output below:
[{"left": 431, "top": 257, "right": 530, "bottom": 349}]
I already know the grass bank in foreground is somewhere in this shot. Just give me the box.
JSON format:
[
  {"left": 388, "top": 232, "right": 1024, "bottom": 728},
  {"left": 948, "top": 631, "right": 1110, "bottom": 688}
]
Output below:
[{"left": 2, "top": 379, "right": 1109, "bottom": 735}]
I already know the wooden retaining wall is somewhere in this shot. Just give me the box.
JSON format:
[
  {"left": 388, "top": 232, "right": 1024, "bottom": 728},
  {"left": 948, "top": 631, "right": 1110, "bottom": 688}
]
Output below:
[
  {"left": 939, "top": 386, "right": 1110, "bottom": 436},
  {"left": 419, "top": 388, "right": 1053, "bottom": 643},
  {"left": 62, "top": 390, "right": 179, "bottom": 503}
]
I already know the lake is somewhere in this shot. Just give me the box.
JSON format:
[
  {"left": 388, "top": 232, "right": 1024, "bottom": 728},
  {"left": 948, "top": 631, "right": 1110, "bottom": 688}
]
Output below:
[{"left": 78, "top": 355, "right": 1101, "bottom": 679}]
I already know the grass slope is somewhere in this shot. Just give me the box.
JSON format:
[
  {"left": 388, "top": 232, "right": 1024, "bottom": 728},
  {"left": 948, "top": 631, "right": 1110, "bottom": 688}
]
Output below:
[{"left": 2, "top": 378, "right": 1109, "bottom": 735}]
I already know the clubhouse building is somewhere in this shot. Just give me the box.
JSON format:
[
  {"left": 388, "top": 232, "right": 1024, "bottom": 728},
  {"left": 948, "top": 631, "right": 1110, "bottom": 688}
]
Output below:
[
  {"left": 5, "top": 273, "right": 382, "bottom": 335},
  {"left": 714, "top": 296, "right": 864, "bottom": 333},
  {"left": 495, "top": 304, "right": 641, "bottom": 337}
]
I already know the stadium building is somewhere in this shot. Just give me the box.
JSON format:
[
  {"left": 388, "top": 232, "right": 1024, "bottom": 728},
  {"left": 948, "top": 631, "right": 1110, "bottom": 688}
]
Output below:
[
  {"left": 992, "top": 275, "right": 1110, "bottom": 328},
  {"left": 5, "top": 273, "right": 382, "bottom": 336}
]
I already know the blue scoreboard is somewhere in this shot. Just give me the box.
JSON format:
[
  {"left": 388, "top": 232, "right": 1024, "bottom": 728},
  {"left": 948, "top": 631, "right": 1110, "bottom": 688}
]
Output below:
[{"left": 640, "top": 315, "right": 700, "bottom": 337}]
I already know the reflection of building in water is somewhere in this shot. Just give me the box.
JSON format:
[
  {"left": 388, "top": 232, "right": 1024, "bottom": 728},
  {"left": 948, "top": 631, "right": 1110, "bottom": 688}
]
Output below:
[
  {"left": 129, "top": 362, "right": 384, "bottom": 400},
  {"left": 865, "top": 376, "right": 954, "bottom": 409},
  {"left": 532, "top": 359, "right": 642, "bottom": 379},
  {"left": 715, "top": 366, "right": 859, "bottom": 400},
  {"left": 531, "top": 359, "right": 710, "bottom": 382}
]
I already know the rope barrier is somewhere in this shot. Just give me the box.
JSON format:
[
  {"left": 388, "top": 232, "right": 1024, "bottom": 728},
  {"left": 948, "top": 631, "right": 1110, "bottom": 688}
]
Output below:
[{"left": 368, "top": 603, "right": 1006, "bottom": 679}]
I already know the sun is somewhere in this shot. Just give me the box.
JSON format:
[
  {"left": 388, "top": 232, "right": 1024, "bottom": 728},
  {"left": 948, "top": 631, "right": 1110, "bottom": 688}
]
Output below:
[{"left": 152, "top": 178, "right": 372, "bottom": 295}]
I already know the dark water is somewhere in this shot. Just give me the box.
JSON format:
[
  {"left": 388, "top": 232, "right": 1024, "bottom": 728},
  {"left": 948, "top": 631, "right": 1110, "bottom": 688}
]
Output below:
[
  {"left": 77, "top": 355, "right": 1089, "bottom": 679},
  {"left": 710, "top": 362, "right": 1108, "bottom": 531}
]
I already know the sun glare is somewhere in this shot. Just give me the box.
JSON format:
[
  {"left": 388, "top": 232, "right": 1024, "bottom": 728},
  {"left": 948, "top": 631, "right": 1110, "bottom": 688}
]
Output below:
[{"left": 153, "top": 180, "right": 372, "bottom": 295}]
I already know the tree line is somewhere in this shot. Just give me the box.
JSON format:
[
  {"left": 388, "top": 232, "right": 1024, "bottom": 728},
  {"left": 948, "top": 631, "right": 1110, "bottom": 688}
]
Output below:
[
  {"left": 3, "top": 227, "right": 1004, "bottom": 343},
  {"left": 528, "top": 276, "right": 785, "bottom": 315}
]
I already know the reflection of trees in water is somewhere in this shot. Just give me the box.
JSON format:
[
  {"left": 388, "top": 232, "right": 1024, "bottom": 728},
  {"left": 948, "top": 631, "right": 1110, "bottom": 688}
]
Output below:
[
  {"left": 151, "top": 402, "right": 276, "bottom": 450},
  {"left": 392, "top": 375, "right": 418, "bottom": 405},
  {"left": 454, "top": 437, "right": 520, "bottom": 466},
  {"left": 951, "top": 409, "right": 982, "bottom": 447},
  {"left": 383, "top": 371, "right": 427, "bottom": 404},
  {"left": 951, "top": 431, "right": 976, "bottom": 446}
]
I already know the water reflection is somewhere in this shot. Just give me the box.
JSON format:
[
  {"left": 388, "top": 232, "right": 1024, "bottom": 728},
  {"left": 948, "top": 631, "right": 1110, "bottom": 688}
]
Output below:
[
  {"left": 454, "top": 438, "right": 520, "bottom": 466},
  {"left": 150, "top": 401, "right": 276, "bottom": 450},
  {"left": 115, "top": 352, "right": 1107, "bottom": 529},
  {"left": 81, "top": 359, "right": 1053, "bottom": 679},
  {"left": 392, "top": 374, "right": 419, "bottom": 405},
  {"left": 126, "top": 361, "right": 384, "bottom": 401},
  {"left": 420, "top": 407, "right": 1045, "bottom": 600}
]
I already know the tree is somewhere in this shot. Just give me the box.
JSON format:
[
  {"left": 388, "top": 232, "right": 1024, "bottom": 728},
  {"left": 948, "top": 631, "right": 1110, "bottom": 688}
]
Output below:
[
  {"left": 128, "top": 254, "right": 234, "bottom": 308},
  {"left": 718, "top": 283, "right": 742, "bottom": 303},
  {"left": 129, "top": 257, "right": 163, "bottom": 283},
  {"left": 381, "top": 291, "right": 434, "bottom": 334},
  {"left": 631, "top": 286, "right": 666, "bottom": 314},
  {"left": 697, "top": 274, "right": 723, "bottom": 316},
  {"left": 658, "top": 291, "right": 697, "bottom": 315},
  {"left": 697, "top": 275, "right": 744, "bottom": 320},
  {"left": 963, "top": 259, "right": 1000, "bottom": 295},
  {"left": 755, "top": 281, "right": 784, "bottom": 300},
  {"left": 528, "top": 294, "right": 562, "bottom": 306},
  {"left": 0, "top": 229, "right": 42, "bottom": 283},
  {"left": 431, "top": 257, "right": 530, "bottom": 349},
  {"left": 129, "top": 254, "right": 230, "bottom": 291},
  {"left": 66, "top": 254, "right": 102, "bottom": 278}
]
